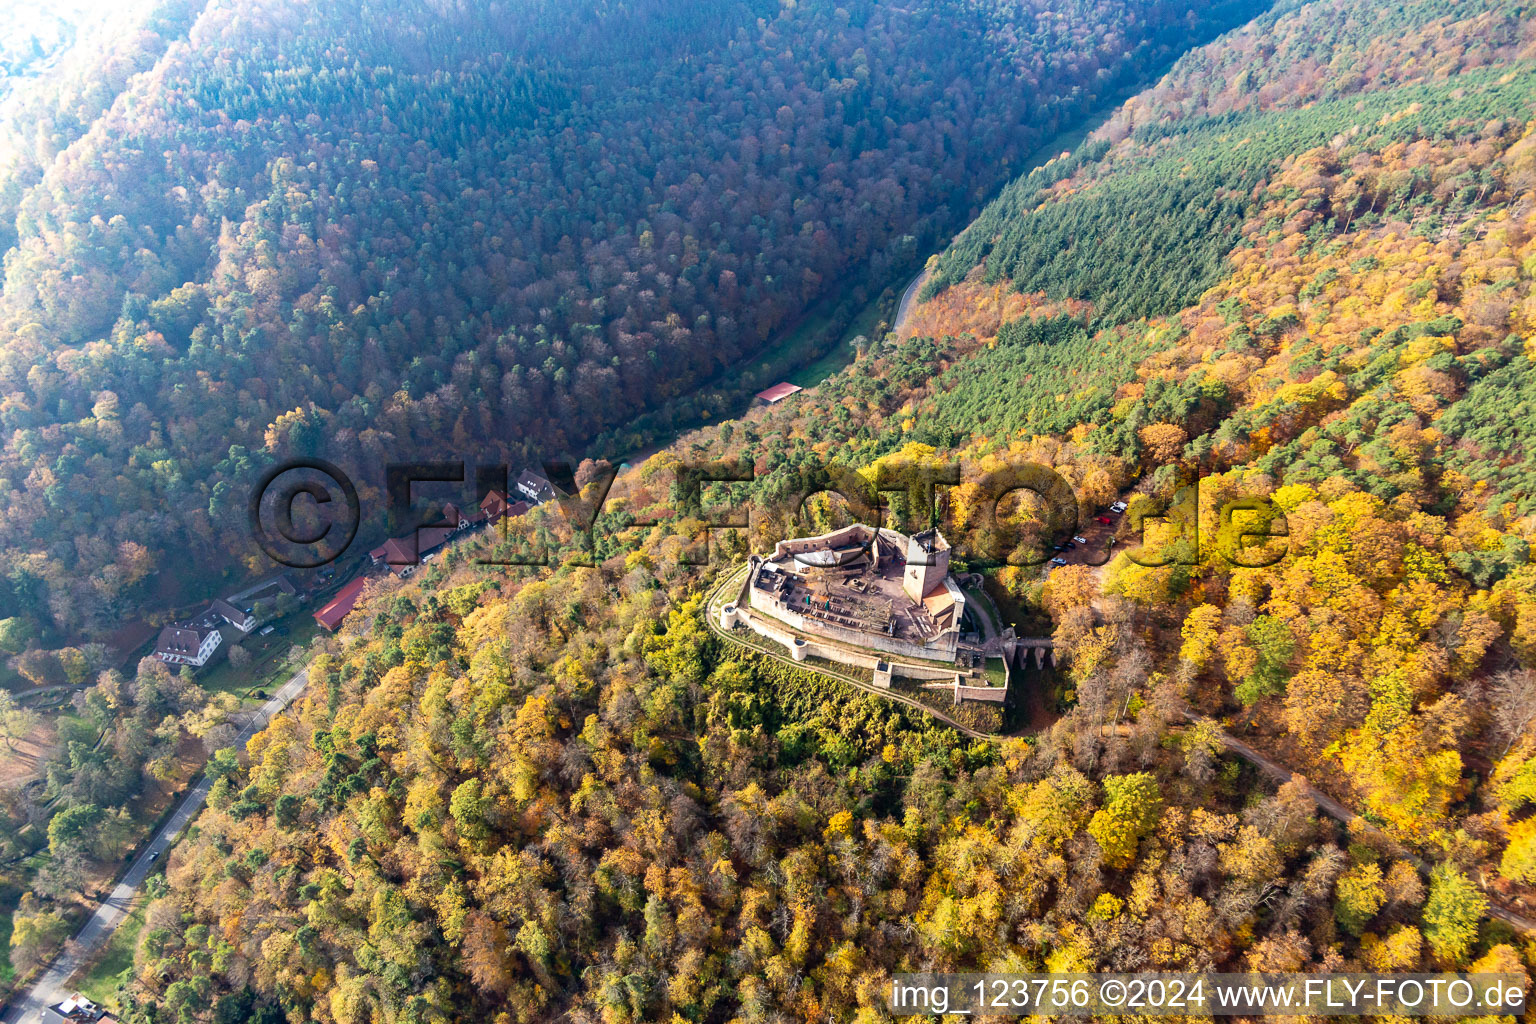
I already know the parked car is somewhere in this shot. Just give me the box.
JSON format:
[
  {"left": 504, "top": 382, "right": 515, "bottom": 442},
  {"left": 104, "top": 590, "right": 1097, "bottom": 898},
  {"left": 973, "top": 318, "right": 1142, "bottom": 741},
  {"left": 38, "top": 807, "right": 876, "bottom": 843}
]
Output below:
[
  {"left": 1049, "top": 556, "right": 1068, "bottom": 566},
  {"left": 1073, "top": 535, "right": 1087, "bottom": 544},
  {"left": 1096, "top": 515, "right": 1113, "bottom": 524},
  {"left": 1052, "top": 543, "right": 1067, "bottom": 552},
  {"left": 1110, "top": 501, "right": 1127, "bottom": 513},
  {"left": 1063, "top": 542, "right": 1076, "bottom": 550},
  {"left": 259, "top": 624, "right": 275, "bottom": 636}
]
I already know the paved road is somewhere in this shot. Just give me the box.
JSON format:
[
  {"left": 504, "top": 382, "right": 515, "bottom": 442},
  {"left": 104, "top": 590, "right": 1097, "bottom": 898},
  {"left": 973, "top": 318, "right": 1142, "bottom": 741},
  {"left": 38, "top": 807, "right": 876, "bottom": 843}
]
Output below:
[
  {"left": 0, "top": 669, "right": 309, "bottom": 1024},
  {"left": 892, "top": 265, "right": 931, "bottom": 338}
]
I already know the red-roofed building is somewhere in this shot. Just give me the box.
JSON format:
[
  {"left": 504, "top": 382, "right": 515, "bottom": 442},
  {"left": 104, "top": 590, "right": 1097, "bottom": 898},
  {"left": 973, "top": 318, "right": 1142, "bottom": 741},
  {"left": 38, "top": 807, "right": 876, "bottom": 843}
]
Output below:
[
  {"left": 370, "top": 536, "right": 417, "bottom": 568},
  {"left": 417, "top": 525, "right": 456, "bottom": 554},
  {"left": 368, "top": 522, "right": 462, "bottom": 577},
  {"left": 313, "top": 577, "right": 368, "bottom": 631},
  {"left": 755, "top": 382, "right": 803, "bottom": 404},
  {"left": 442, "top": 502, "right": 477, "bottom": 529},
  {"left": 481, "top": 488, "right": 512, "bottom": 522}
]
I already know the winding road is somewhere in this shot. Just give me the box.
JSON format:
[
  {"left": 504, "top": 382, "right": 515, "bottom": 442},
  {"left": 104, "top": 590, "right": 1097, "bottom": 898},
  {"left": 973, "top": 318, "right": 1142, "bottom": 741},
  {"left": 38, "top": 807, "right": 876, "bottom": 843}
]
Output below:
[
  {"left": 10, "top": 565, "right": 1528, "bottom": 1024},
  {"left": 892, "top": 265, "right": 931, "bottom": 338},
  {"left": 0, "top": 668, "right": 310, "bottom": 1024}
]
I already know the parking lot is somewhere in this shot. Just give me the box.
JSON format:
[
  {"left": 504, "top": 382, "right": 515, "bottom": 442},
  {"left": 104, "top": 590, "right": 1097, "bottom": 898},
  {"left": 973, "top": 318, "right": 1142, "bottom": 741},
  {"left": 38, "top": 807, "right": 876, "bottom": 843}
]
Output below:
[{"left": 1044, "top": 500, "right": 1126, "bottom": 573}]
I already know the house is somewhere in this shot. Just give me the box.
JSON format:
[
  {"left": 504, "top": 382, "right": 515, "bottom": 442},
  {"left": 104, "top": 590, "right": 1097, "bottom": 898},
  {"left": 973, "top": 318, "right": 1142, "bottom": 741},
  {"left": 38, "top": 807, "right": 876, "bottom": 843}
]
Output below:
[
  {"left": 154, "top": 604, "right": 228, "bottom": 668},
  {"left": 516, "top": 469, "right": 565, "bottom": 505},
  {"left": 153, "top": 621, "right": 223, "bottom": 667},
  {"left": 755, "top": 382, "right": 803, "bottom": 404},
  {"left": 209, "top": 598, "right": 256, "bottom": 634},
  {"left": 442, "top": 502, "right": 477, "bottom": 530},
  {"left": 370, "top": 536, "right": 413, "bottom": 564},
  {"left": 370, "top": 536, "right": 418, "bottom": 574},
  {"left": 480, "top": 488, "right": 512, "bottom": 522},
  {"left": 154, "top": 590, "right": 264, "bottom": 666},
  {"left": 314, "top": 577, "right": 368, "bottom": 631},
  {"left": 368, "top": 523, "right": 458, "bottom": 576},
  {"left": 417, "top": 525, "right": 456, "bottom": 557},
  {"left": 226, "top": 573, "right": 299, "bottom": 610},
  {"left": 42, "top": 993, "right": 117, "bottom": 1024},
  {"left": 477, "top": 495, "right": 531, "bottom": 534}
]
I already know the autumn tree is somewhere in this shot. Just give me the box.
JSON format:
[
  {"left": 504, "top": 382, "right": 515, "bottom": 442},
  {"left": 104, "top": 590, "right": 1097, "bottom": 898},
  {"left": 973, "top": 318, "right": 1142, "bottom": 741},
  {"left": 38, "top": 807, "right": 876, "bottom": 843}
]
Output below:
[
  {"left": 1089, "top": 773, "right": 1164, "bottom": 869},
  {"left": 1421, "top": 864, "right": 1486, "bottom": 965}
]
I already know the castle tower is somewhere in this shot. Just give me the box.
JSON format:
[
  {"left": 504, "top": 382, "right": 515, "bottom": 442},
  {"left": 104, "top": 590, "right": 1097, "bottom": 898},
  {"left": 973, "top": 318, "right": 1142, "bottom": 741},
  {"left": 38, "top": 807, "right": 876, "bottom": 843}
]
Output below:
[{"left": 903, "top": 528, "right": 951, "bottom": 603}]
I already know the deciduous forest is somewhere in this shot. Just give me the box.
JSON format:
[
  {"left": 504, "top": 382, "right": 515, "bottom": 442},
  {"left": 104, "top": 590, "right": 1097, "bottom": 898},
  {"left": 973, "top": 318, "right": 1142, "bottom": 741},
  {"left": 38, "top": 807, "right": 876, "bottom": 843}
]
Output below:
[
  {"left": 9, "top": 0, "right": 1536, "bottom": 1022},
  {"left": 0, "top": 0, "right": 1260, "bottom": 642}
]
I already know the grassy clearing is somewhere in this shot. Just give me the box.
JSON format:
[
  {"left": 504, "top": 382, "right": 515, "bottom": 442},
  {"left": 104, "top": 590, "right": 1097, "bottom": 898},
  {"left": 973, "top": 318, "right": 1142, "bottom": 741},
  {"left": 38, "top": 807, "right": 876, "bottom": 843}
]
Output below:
[
  {"left": 739, "top": 266, "right": 901, "bottom": 394},
  {"left": 786, "top": 336, "right": 857, "bottom": 388},
  {"left": 788, "top": 275, "right": 903, "bottom": 389},
  {"left": 196, "top": 614, "right": 321, "bottom": 699},
  {"left": 745, "top": 304, "right": 838, "bottom": 391},
  {"left": 75, "top": 897, "right": 148, "bottom": 1008},
  {"left": 985, "top": 657, "right": 1008, "bottom": 688}
]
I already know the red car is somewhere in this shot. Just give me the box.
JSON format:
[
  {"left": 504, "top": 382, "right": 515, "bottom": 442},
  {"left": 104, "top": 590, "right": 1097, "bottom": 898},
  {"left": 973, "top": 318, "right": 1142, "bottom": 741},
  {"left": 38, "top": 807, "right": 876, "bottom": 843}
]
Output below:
[{"left": 1096, "top": 515, "right": 1113, "bottom": 524}]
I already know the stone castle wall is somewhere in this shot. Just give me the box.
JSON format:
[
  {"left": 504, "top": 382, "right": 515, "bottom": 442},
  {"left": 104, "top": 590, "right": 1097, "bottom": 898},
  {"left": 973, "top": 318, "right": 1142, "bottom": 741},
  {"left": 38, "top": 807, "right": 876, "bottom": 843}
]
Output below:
[
  {"left": 953, "top": 683, "right": 1007, "bottom": 704},
  {"left": 749, "top": 591, "right": 959, "bottom": 662},
  {"left": 721, "top": 600, "right": 956, "bottom": 682}
]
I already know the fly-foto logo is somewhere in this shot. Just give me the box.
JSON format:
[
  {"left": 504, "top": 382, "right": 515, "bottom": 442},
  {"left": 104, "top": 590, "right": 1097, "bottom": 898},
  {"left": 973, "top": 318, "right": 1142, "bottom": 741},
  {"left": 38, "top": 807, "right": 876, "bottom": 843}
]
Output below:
[{"left": 247, "top": 456, "right": 1290, "bottom": 570}]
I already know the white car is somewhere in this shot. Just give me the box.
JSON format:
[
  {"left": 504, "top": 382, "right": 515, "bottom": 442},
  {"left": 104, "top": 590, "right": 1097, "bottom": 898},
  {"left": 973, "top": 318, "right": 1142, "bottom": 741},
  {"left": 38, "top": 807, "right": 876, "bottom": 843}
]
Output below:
[
  {"left": 1110, "top": 501, "right": 1127, "bottom": 513},
  {"left": 1050, "top": 556, "right": 1068, "bottom": 566},
  {"left": 1073, "top": 535, "right": 1087, "bottom": 544}
]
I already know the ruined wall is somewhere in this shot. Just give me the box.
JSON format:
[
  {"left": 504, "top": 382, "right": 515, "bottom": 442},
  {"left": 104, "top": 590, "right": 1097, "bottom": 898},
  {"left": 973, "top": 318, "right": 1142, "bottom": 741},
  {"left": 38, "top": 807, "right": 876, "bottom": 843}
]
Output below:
[{"left": 953, "top": 683, "right": 1007, "bottom": 704}]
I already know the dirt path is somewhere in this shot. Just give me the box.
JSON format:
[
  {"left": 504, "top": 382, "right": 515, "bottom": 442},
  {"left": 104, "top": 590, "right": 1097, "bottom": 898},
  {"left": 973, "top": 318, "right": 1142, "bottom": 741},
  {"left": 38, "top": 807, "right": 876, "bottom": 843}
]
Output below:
[{"left": 1178, "top": 707, "right": 1536, "bottom": 936}]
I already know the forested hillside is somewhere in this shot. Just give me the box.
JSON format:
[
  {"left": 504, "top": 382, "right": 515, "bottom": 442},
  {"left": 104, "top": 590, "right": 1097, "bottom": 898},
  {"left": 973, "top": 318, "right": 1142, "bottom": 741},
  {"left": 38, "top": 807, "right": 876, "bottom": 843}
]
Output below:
[
  {"left": 921, "top": 0, "right": 1536, "bottom": 319},
  {"left": 0, "top": 0, "right": 197, "bottom": 255},
  {"left": 0, "top": 0, "right": 1263, "bottom": 643},
  {"left": 97, "top": 1, "right": 1536, "bottom": 1022}
]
